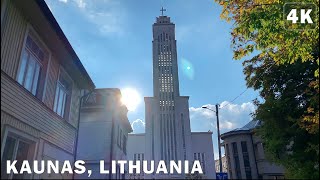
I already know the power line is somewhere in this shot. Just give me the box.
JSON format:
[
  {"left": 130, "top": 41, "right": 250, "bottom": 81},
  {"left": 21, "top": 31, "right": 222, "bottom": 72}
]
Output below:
[{"left": 219, "top": 61, "right": 275, "bottom": 109}]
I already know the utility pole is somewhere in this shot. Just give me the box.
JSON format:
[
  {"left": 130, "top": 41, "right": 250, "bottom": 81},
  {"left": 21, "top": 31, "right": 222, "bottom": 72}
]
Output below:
[
  {"left": 216, "top": 104, "right": 223, "bottom": 173},
  {"left": 201, "top": 104, "right": 223, "bottom": 174}
]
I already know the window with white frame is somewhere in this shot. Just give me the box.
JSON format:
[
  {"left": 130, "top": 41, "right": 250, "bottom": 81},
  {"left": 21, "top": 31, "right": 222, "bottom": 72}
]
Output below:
[
  {"left": 1, "top": 132, "right": 36, "bottom": 179},
  {"left": 17, "top": 34, "right": 48, "bottom": 96},
  {"left": 53, "top": 68, "right": 72, "bottom": 118}
]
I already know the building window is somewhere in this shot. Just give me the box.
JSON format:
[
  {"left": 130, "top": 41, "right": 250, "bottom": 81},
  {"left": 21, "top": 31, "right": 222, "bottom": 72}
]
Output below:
[
  {"left": 115, "top": 165, "right": 120, "bottom": 180},
  {"left": 117, "top": 125, "right": 120, "bottom": 147},
  {"left": 119, "top": 129, "right": 123, "bottom": 149},
  {"left": 53, "top": 68, "right": 72, "bottom": 119},
  {"left": 151, "top": 116, "right": 155, "bottom": 160},
  {"left": 241, "top": 141, "right": 252, "bottom": 179},
  {"left": 1, "top": 134, "right": 35, "bottom": 179},
  {"left": 181, "top": 114, "right": 186, "bottom": 160},
  {"left": 193, "top": 153, "right": 206, "bottom": 174},
  {"left": 117, "top": 127, "right": 125, "bottom": 151},
  {"left": 132, "top": 153, "right": 144, "bottom": 178},
  {"left": 232, "top": 142, "right": 242, "bottom": 179},
  {"left": 123, "top": 135, "right": 127, "bottom": 154},
  {"left": 201, "top": 153, "right": 206, "bottom": 174},
  {"left": 17, "top": 35, "right": 48, "bottom": 96},
  {"left": 225, "top": 144, "right": 232, "bottom": 178}
]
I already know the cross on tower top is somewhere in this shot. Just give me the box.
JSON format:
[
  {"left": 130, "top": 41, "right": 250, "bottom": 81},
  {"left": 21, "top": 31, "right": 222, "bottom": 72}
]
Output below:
[{"left": 160, "top": 7, "right": 166, "bottom": 16}]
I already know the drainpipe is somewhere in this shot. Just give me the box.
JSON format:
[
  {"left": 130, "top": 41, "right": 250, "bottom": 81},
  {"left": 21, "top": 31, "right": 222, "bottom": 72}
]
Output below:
[
  {"left": 108, "top": 107, "right": 115, "bottom": 179},
  {"left": 250, "top": 132, "right": 260, "bottom": 179}
]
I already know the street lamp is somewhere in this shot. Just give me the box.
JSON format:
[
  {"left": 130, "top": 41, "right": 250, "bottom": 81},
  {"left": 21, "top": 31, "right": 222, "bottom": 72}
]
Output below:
[{"left": 202, "top": 104, "right": 223, "bottom": 173}]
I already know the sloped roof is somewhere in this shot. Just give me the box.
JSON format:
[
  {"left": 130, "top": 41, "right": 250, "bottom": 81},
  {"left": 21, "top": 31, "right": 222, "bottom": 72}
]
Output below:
[
  {"left": 231, "top": 120, "right": 261, "bottom": 132},
  {"left": 221, "top": 120, "right": 261, "bottom": 139},
  {"left": 38, "top": 0, "right": 95, "bottom": 88}
]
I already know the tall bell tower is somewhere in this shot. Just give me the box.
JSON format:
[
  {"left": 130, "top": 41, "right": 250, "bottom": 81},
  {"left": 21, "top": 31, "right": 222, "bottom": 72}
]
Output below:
[{"left": 144, "top": 8, "right": 193, "bottom": 179}]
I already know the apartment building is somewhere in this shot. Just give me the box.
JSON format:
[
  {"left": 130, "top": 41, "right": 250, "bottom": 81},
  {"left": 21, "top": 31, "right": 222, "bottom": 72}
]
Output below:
[{"left": 1, "top": 0, "right": 95, "bottom": 179}]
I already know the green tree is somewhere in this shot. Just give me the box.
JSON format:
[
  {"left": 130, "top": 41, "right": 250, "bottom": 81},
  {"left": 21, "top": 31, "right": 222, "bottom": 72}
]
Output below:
[
  {"left": 243, "top": 51, "right": 319, "bottom": 179},
  {"left": 215, "top": 0, "right": 319, "bottom": 177},
  {"left": 215, "top": 0, "right": 319, "bottom": 132},
  {"left": 215, "top": 0, "right": 319, "bottom": 72}
]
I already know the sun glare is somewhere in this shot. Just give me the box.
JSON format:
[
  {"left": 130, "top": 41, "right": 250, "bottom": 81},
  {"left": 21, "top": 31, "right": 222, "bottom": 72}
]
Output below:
[{"left": 121, "top": 88, "right": 142, "bottom": 111}]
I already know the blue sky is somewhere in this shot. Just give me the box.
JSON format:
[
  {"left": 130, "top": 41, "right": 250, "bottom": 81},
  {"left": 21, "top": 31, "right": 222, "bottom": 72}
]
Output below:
[{"left": 46, "top": 0, "right": 259, "bottom": 159}]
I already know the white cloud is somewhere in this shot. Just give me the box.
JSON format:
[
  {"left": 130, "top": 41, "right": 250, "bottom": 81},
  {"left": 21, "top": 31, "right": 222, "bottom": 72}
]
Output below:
[
  {"left": 56, "top": 0, "right": 125, "bottom": 36},
  {"left": 74, "top": 0, "right": 86, "bottom": 9},
  {"left": 131, "top": 119, "right": 145, "bottom": 133},
  {"left": 189, "top": 101, "right": 255, "bottom": 132},
  {"left": 58, "top": 0, "right": 68, "bottom": 3},
  {"left": 58, "top": 0, "right": 85, "bottom": 8},
  {"left": 86, "top": 11, "right": 124, "bottom": 36},
  {"left": 189, "top": 101, "right": 256, "bottom": 159},
  {"left": 220, "top": 120, "right": 234, "bottom": 130}
]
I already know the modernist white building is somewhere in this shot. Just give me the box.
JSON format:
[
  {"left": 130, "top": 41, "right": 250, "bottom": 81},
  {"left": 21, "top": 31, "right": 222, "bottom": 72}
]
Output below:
[
  {"left": 127, "top": 13, "right": 216, "bottom": 179},
  {"left": 76, "top": 88, "right": 133, "bottom": 179}
]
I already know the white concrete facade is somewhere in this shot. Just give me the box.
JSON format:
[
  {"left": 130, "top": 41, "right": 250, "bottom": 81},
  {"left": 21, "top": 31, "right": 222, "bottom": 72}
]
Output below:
[
  {"left": 76, "top": 88, "right": 132, "bottom": 179},
  {"left": 127, "top": 14, "right": 216, "bottom": 179},
  {"left": 126, "top": 134, "right": 145, "bottom": 179},
  {"left": 190, "top": 132, "right": 216, "bottom": 179}
]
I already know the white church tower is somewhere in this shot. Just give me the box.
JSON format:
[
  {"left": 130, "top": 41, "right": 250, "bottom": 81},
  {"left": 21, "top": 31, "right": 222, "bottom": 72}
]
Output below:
[
  {"left": 127, "top": 9, "right": 216, "bottom": 179},
  {"left": 144, "top": 9, "right": 193, "bottom": 179}
]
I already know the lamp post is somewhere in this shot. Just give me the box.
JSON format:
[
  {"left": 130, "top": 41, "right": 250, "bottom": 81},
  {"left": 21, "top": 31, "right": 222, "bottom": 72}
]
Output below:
[{"left": 202, "top": 104, "right": 223, "bottom": 173}]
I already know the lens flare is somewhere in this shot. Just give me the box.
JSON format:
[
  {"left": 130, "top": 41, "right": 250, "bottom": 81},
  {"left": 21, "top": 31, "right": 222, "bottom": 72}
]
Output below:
[{"left": 181, "top": 58, "right": 194, "bottom": 80}]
